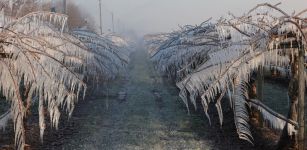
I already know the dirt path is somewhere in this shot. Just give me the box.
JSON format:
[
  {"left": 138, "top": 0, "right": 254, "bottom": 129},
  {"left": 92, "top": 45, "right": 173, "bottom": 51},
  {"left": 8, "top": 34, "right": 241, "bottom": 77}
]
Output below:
[
  {"left": 39, "top": 44, "right": 273, "bottom": 150},
  {"left": 48, "top": 45, "right": 213, "bottom": 150}
]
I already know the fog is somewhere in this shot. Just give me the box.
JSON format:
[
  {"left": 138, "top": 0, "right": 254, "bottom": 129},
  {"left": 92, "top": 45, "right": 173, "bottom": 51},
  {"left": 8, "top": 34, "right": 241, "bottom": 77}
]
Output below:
[{"left": 71, "top": 0, "right": 306, "bottom": 36}]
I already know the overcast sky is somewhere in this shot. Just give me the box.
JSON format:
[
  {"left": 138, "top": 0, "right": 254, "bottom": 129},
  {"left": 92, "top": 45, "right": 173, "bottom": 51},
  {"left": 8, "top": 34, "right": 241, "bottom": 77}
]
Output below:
[{"left": 72, "top": 0, "right": 306, "bottom": 36}]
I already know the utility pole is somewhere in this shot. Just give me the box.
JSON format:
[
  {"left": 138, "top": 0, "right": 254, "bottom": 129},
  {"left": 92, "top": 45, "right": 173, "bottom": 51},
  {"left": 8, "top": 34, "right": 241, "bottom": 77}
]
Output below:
[
  {"left": 111, "top": 12, "right": 115, "bottom": 33},
  {"left": 99, "top": 0, "right": 103, "bottom": 35},
  {"left": 62, "top": 0, "right": 66, "bottom": 14},
  {"left": 117, "top": 19, "right": 120, "bottom": 33}
]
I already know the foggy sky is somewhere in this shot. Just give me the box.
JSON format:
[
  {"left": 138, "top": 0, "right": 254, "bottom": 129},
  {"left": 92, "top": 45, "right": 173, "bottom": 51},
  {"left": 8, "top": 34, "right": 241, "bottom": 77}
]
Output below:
[{"left": 72, "top": 0, "right": 306, "bottom": 36}]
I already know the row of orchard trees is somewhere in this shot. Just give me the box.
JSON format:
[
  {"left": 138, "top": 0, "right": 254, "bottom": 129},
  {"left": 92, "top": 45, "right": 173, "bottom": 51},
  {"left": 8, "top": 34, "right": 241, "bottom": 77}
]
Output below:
[
  {"left": 0, "top": 0, "right": 131, "bottom": 149},
  {"left": 146, "top": 3, "right": 307, "bottom": 150}
]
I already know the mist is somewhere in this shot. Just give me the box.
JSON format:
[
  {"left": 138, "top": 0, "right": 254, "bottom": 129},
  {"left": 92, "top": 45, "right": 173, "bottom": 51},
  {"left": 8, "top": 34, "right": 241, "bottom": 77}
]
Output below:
[{"left": 72, "top": 0, "right": 305, "bottom": 36}]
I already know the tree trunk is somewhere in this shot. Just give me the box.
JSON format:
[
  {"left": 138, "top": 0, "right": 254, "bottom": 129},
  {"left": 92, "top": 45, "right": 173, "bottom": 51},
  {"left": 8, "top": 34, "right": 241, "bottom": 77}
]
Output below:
[
  {"left": 277, "top": 55, "right": 299, "bottom": 150},
  {"left": 297, "top": 45, "right": 305, "bottom": 150}
]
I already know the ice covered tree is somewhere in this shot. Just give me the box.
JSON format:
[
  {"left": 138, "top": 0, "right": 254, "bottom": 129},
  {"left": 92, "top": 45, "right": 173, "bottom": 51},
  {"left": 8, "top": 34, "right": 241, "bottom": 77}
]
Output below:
[
  {"left": 144, "top": 33, "right": 170, "bottom": 56},
  {"left": 148, "top": 3, "right": 307, "bottom": 148},
  {"left": 72, "top": 29, "right": 130, "bottom": 84},
  {"left": 0, "top": 1, "right": 131, "bottom": 149},
  {"left": 147, "top": 19, "right": 220, "bottom": 80},
  {"left": 0, "top": 7, "right": 98, "bottom": 150}
]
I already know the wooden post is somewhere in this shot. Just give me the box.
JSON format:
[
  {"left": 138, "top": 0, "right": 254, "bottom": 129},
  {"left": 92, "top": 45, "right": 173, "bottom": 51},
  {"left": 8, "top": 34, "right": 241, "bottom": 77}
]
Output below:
[
  {"left": 298, "top": 44, "right": 305, "bottom": 150},
  {"left": 257, "top": 66, "right": 264, "bottom": 101},
  {"left": 257, "top": 66, "right": 265, "bottom": 127},
  {"left": 277, "top": 54, "right": 299, "bottom": 149}
]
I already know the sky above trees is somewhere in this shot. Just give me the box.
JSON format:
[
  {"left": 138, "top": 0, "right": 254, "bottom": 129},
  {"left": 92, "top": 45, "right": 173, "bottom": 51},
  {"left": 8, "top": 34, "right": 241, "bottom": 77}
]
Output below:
[{"left": 72, "top": 0, "right": 306, "bottom": 36}]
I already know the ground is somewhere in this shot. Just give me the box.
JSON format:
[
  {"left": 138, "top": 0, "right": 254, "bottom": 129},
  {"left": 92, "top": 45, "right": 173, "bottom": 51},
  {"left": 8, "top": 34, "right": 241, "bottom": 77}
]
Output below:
[
  {"left": 1, "top": 44, "right": 278, "bottom": 150},
  {"left": 51, "top": 44, "right": 214, "bottom": 149}
]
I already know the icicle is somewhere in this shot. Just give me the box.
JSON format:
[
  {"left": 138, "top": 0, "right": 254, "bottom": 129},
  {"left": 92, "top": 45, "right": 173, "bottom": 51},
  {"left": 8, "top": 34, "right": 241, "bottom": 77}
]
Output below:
[
  {"left": 39, "top": 93, "right": 45, "bottom": 142},
  {"left": 201, "top": 94, "right": 211, "bottom": 125},
  {"left": 287, "top": 123, "right": 297, "bottom": 136},
  {"left": 215, "top": 97, "right": 223, "bottom": 126},
  {"left": 0, "top": 111, "right": 11, "bottom": 131}
]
